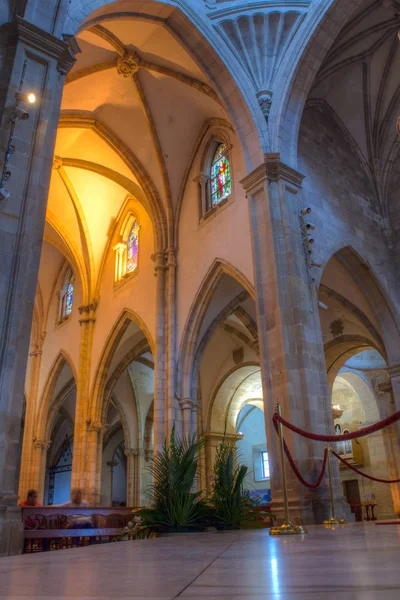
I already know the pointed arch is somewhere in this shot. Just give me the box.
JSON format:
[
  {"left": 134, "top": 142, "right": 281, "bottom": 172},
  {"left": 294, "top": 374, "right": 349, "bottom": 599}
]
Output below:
[
  {"left": 90, "top": 309, "right": 155, "bottom": 424},
  {"left": 174, "top": 118, "right": 234, "bottom": 240},
  {"left": 60, "top": 2, "right": 266, "bottom": 174},
  {"left": 45, "top": 210, "right": 89, "bottom": 304},
  {"left": 319, "top": 244, "right": 400, "bottom": 365},
  {"left": 207, "top": 362, "right": 261, "bottom": 434},
  {"left": 177, "top": 259, "right": 255, "bottom": 400},
  {"left": 58, "top": 113, "right": 167, "bottom": 251},
  {"left": 54, "top": 164, "right": 96, "bottom": 297},
  {"left": 36, "top": 350, "right": 78, "bottom": 441}
]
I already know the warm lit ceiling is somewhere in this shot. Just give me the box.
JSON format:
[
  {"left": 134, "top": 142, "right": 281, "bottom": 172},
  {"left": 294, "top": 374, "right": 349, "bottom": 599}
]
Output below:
[{"left": 44, "top": 11, "right": 229, "bottom": 300}]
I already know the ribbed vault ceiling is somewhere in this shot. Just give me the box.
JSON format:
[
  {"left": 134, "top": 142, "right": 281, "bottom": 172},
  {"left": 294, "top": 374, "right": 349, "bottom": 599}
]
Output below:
[
  {"left": 309, "top": 0, "right": 400, "bottom": 215},
  {"left": 46, "top": 11, "right": 230, "bottom": 300}
]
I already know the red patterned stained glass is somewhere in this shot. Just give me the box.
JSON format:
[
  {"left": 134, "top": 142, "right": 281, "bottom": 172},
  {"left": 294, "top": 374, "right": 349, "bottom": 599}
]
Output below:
[{"left": 211, "top": 144, "right": 231, "bottom": 207}]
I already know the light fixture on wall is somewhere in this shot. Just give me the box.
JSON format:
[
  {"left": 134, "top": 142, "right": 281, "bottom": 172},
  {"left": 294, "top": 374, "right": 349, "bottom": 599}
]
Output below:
[{"left": 0, "top": 91, "right": 37, "bottom": 205}]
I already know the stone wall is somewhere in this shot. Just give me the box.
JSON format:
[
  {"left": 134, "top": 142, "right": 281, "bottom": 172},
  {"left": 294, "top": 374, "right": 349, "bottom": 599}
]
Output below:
[{"left": 298, "top": 104, "right": 399, "bottom": 312}]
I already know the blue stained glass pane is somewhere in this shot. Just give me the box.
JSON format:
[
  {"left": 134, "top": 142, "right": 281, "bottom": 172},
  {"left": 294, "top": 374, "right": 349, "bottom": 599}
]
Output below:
[
  {"left": 65, "top": 282, "right": 73, "bottom": 316},
  {"left": 127, "top": 223, "right": 139, "bottom": 273},
  {"left": 210, "top": 144, "right": 231, "bottom": 207}
]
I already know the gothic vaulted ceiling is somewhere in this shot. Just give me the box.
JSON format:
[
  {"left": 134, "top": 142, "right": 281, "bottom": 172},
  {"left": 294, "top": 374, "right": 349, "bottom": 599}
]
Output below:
[
  {"left": 47, "top": 8, "right": 230, "bottom": 298},
  {"left": 308, "top": 0, "right": 400, "bottom": 216}
]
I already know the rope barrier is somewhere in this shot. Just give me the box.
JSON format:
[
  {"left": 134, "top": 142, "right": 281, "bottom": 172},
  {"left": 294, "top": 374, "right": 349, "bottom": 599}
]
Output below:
[
  {"left": 273, "top": 419, "right": 328, "bottom": 488},
  {"left": 273, "top": 409, "right": 400, "bottom": 442},
  {"left": 331, "top": 450, "right": 400, "bottom": 484}
]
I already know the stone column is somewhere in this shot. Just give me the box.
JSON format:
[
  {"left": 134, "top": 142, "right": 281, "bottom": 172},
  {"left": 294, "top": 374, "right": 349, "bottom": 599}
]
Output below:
[
  {"left": 166, "top": 248, "right": 177, "bottom": 433},
  {"left": 180, "top": 398, "right": 193, "bottom": 439},
  {"left": 83, "top": 420, "right": 102, "bottom": 505},
  {"left": 388, "top": 365, "right": 400, "bottom": 412},
  {"left": 125, "top": 447, "right": 143, "bottom": 507},
  {"left": 0, "top": 18, "right": 76, "bottom": 555},
  {"left": 152, "top": 251, "right": 167, "bottom": 451},
  {"left": 18, "top": 334, "right": 45, "bottom": 502},
  {"left": 32, "top": 438, "right": 51, "bottom": 501},
  {"left": 241, "top": 154, "right": 350, "bottom": 524},
  {"left": 373, "top": 370, "right": 400, "bottom": 515},
  {"left": 106, "top": 459, "right": 118, "bottom": 506},
  {"left": 71, "top": 303, "right": 97, "bottom": 500}
]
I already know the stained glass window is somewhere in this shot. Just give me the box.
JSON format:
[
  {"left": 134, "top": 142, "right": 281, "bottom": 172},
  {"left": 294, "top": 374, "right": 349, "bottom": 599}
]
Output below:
[
  {"left": 126, "top": 221, "right": 139, "bottom": 273},
  {"left": 210, "top": 144, "right": 231, "bottom": 207},
  {"left": 65, "top": 281, "right": 73, "bottom": 316}
]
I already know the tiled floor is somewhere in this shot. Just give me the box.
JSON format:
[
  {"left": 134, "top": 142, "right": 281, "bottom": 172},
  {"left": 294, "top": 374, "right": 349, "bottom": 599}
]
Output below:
[{"left": 1, "top": 523, "right": 400, "bottom": 599}]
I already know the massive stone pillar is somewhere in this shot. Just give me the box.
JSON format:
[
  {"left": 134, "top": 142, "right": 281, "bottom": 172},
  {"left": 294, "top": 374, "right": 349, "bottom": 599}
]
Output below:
[
  {"left": 17, "top": 335, "right": 44, "bottom": 502},
  {"left": 153, "top": 251, "right": 167, "bottom": 451},
  {"left": 373, "top": 369, "right": 400, "bottom": 515},
  {"left": 0, "top": 18, "right": 75, "bottom": 555},
  {"left": 241, "top": 154, "right": 351, "bottom": 524},
  {"left": 71, "top": 303, "right": 97, "bottom": 502}
]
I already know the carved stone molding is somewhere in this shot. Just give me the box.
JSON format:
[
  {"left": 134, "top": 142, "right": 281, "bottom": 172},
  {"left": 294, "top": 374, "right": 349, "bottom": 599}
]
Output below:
[
  {"left": 14, "top": 17, "right": 77, "bottom": 75},
  {"left": 86, "top": 420, "right": 103, "bottom": 432},
  {"left": 179, "top": 398, "right": 199, "bottom": 411},
  {"left": 387, "top": 364, "right": 400, "bottom": 379},
  {"left": 117, "top": 53, "right": 140, "bottom": 77},
  {"left": 125, "top": 448, "right": 145, "bottom": 457},
  {"left": 371, "top": 373, "right": 393, "bottom": 396},
  {"left": 257, "top": 90, "right": 272, "bottom": 121},
  {"left": 240, "top": 153, "right": 305, "bottom": 195},
  {"left": 33, "top": 437, "right": 51, "bottom": 450},
  {"left": 29, "top": 332, "right": 46, "bottom": 357},
  {"left": 78, "top": 301, "right": 98, "bottom": 325}
]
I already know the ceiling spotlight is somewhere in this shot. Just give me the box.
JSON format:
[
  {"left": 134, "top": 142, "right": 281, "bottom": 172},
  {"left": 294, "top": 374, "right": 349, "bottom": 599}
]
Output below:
[{"left": 27, "top": 93, "right": 36, "bottom": 104}]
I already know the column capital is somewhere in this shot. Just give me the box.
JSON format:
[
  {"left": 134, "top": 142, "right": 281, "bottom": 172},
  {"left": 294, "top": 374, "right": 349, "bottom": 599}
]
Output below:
[
  {"left": 78, "top": 301, "right": 98, "bottom": 324},
  {"left": 13, "top": 17, "right": 78, "bottom": 75},
  {"left": 388, "top": 364, "right": 400, "bottom": 379},
  {"left": 240, "top": 153, "right": 305, "bottom": 195},
  {"left": 33, "top": 437, "right": 51, "bottom": 450},
  {"left": 193, "top": 171, "right": 210, "bottom": 186},
  {"left": 371, "top": 372, "right": 392, "bottom": 395},
  {"left": 166, "top": 247, "right": 177, "bottom": 268},
  {"left": 86, "top": 419, "right": 103, "bottom": 432},
  {"left": 179, "top": 398, "right": 199, "bottom": 411},
  {"left": 125, "top": 448, "right": 145, "bottom": 457},
  {"left": 151, "top": 251, "right": 167, "bottom": 276}
]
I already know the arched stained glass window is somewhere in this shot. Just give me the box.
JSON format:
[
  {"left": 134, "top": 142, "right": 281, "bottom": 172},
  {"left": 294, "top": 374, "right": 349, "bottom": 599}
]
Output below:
[
  {"left": 210, "top": 144, "right": 231, "bottom": 207},
  {"left": 126, "top": 221, "right": 139, "bottom": 274},
  {"left": 65, "top": 281, "right": 74, "bottom": 316}
]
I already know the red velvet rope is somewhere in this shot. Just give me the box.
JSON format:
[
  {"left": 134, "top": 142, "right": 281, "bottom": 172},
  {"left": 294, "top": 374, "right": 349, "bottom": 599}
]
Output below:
[
  {"left": 331, "top": 450, "right": 400, "bottom": 483},
  {"left": 273, "top": 409, "right": 400, "bottom": 442},
  {"left": 273, "top": 419, "right": 328, "bottom": 488}
]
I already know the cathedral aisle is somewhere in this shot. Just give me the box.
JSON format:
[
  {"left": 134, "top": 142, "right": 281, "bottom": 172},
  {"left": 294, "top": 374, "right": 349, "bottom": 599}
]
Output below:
[{"left": 0, "top": 524, "right": 399, "bottom": 599}]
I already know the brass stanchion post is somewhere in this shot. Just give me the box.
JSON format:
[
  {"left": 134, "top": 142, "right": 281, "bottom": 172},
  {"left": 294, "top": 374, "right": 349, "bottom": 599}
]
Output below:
[
  {"left": 270, "top": 401, "right": 307, "bottom": 536},
  {"left": 323, "top": 444, "right": 346, "bottom": 525}
]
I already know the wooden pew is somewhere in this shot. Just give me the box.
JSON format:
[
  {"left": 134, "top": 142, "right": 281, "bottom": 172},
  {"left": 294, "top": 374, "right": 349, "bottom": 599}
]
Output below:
[{"left": 22, "top": 506, "right": 136, "bottom": 552}]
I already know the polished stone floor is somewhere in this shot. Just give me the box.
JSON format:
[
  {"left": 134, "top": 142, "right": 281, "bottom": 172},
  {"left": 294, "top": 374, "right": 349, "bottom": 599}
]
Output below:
[{"left": 1, "top": 523, "right": 400, "bottom": 599}]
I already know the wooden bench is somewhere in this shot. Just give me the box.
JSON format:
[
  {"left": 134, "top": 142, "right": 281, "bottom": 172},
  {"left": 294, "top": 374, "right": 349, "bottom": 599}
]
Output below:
[{"left": 22, "top": 506, "right": 136, "bottom": 552}]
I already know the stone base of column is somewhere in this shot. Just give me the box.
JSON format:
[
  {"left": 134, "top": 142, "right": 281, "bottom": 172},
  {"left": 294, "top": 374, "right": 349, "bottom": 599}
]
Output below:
[
  {"left": 0, "top": 499, "right": 23, "bottom": 556},
  {"left": 270, "top": 495, "right": 354, "bottom": 525}
]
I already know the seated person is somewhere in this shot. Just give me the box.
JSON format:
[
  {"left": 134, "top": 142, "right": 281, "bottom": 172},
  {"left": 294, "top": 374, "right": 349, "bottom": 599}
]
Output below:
[
  {"left": 59, "top": 488, "right": 92, "bottom": 529},
  {"left": 19, "top": 489, "right": 43, "bottom": 530}
]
